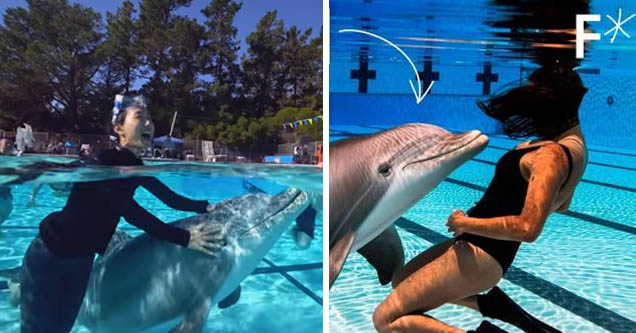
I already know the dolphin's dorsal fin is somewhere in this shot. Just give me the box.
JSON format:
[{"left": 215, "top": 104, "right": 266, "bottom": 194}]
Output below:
[
  {"left": 357, "top": 224, "right": 405, "bottom": 285},
  {"left": 329, "top": 230, "right": 355, "bottom": 289},
  {"left": 101, "top": 230, "right": 133, "bottom": 260},
  {"left": 170, "top": 298, "right": 213, "bottom": 333}
]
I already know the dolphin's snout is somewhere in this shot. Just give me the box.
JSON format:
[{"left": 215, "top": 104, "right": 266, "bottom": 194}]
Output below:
[
  {"left": 455, "top": 129, "right": 482, "bottom": 141},
  {"left": 446, "top": 130, "right": 488, "bottom": 150}
]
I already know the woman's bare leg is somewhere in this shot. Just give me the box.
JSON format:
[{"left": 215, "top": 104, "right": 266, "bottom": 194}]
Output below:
[
  {"left": 392, "top": 239, "right": 454, "bottom": 288},
  {"left": 450, "top": 296, "right": 479, "bottom": 311},
  {"left": 392, "top": 239, "right": 481, "bottom": 312},
  {"left": 374, "top": 240, "right": 503, "bottom": 333}
]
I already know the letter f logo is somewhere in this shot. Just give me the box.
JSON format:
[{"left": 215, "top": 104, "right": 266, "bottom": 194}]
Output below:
[{"left": 576, "top": 14, "right": 601, "bottom": 59}]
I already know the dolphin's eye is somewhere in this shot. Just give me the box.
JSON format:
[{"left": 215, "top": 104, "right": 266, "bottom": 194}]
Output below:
[{"left": 378, "top": 163, "right": 392, "bottom": 177}]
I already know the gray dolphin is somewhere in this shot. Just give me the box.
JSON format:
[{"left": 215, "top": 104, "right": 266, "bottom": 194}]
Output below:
[
  {"left": 329, "top": 123, "right": 488, "bottom": 288},
  {"left": 3, "top": 188, "right": 309, "bottom": 332}
]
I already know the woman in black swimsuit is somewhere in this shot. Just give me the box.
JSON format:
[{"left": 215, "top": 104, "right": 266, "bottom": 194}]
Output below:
[
  {"left": 20, "top": 96, "right": 224, "bottom": 333},
  {"left": 372, "top": 65, "right": 589, "bottom": 333}
]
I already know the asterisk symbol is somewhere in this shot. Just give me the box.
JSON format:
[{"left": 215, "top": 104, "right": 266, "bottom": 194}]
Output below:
[{"left": 605, "top": 8, "right": 635, "bottom": 43}]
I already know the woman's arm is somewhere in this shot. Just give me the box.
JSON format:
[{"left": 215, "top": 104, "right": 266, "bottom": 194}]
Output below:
[
  {"left": 122, "top": 200, "right": 191, "bottom": 247},
  {"left": 122, "top": 200, "right": 224, "bottom": 255},
  {"left": 140, "top": 177, "right": 209, "bottom": 213},
  {"left": 447, "top": 145, "right": 569, "bottom": 242}
]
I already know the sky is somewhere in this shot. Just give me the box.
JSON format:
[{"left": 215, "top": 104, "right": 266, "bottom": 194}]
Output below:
[{"left": 0, "top": 0, "right": 323, "bottom": 55}]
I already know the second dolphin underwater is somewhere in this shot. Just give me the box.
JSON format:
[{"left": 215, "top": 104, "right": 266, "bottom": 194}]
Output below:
[
  {"left": 4, "top": 187, "right": 310, "bottom": 332},
  {"left": 329, "top": 123, "right": 488, "bottom": 288}
]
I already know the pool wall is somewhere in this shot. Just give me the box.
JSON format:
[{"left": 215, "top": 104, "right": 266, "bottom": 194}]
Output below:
[{"left": 330, "top": 61, "right": 636, "bottom": 149}]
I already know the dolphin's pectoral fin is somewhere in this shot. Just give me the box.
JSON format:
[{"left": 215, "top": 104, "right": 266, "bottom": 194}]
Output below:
[
  {"left": 218, "top": 285, "right": 241, "bottom": 309},
  {"left": 357, "top": 225, "right": 405, "bottom": 285},
  {"left": 329, "top": 231, "right": 355, "bottom": 289},
  {"left": 169, "top": 298, "right": 213, "bottom": 333}
]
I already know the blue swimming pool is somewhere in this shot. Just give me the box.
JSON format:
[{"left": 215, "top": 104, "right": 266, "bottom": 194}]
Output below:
[
  {"left": 329, "top": 125, "right": 635, "bottom": 332},
  {"left": 329, "top": 0, "right": 636, "bottom": 332},
  {"left": 0, "top": 162, "right": 323, "bottom": 332}
]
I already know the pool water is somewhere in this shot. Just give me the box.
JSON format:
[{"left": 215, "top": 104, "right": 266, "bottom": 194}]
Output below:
[
  {"left": 329, "top": 0, "right": 636, "bottom": 331},
  {"left": 329, "top": 125, "right": 636, "bottom": 333},
  {"left": 0, "top": 163, "right": 323, "bottom": 332}
]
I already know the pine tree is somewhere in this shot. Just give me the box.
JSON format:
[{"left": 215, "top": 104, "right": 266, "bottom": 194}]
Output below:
[
  {"left": 200, "top": 0, "right": 242, "bottom": 122},
  {"left": 0, "top": 0, "right": 104, "bottom": 132},
  {"left": 241, "top": 10, "right": 285, "bottom": 118}
]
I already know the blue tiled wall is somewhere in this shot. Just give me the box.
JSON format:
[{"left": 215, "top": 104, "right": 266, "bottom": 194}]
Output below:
[{"left": 330, "top": 62, "right": 635, "bottom": 149}]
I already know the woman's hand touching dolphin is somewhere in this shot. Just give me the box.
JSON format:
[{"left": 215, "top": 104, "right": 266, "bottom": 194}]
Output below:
[{"left": 187, "top": 224, "right": 224, "bottom": 255}]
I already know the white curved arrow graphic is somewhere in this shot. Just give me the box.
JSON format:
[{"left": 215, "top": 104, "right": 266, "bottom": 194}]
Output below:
[{"left": 339, "top": 29, "right": 434, "bottom": 104}]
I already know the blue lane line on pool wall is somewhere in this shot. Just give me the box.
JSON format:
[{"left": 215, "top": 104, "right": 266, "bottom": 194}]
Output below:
[
  {"left": 262, "top": 258, "right": 323, "bottom": 306},
  {"left": 394, "top": 218, "right": 636, "bottom": 333}
]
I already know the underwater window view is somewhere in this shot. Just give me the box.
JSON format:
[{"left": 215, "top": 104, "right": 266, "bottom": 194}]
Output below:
[{"left": 329, "top": 0, "right": 636, "bottom": 332}]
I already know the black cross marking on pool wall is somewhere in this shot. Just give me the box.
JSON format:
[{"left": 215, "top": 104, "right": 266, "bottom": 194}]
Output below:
[
  {"left": 418, "top": 56, "right": 439, "bottom": 92},
  {"left": 359, "top": 16, "right": 377, "bottom": 30},
  {"left": 351, "top": 50, "right": 376, "bottom": 93},
  {"left": 476, "top": 61, "right": 498, "bottom": 95}
]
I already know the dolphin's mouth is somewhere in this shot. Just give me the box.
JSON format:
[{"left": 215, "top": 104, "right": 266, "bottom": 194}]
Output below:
[
  {"left": 403, "top": 131, "right": 487, "bottom": 169},
  {"left": 236, "top": 189, "right": 307, "bottom": 239}
]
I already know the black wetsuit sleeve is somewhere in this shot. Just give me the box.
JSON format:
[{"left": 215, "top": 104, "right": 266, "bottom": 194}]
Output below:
[
  {"left": 122, "top": 200, "right": 191, "bottom": 247},
  {"left": 140, "top": 177, "right": 209, "bottom": 213}
]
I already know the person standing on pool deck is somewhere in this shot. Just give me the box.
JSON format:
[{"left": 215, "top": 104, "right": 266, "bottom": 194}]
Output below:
[
  {"left": 20, "top": 95, "right": 224, "bottom": 333},
  {"left": 0, "top": 137, "right": 14, "bottom": 225},
  {"left": 372, "top": 64, "right": 589, "bottom": 333}
]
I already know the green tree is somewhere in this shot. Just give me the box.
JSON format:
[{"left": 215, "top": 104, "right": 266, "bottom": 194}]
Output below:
[
  {"left": 0, "top": 6, "right": 53, "bottom": 129},
  {"left": 0, "top": 0, "right": 104, "bottom": 132},
  {"left": 200, "top": 0, "right": 242, "bottom": 122},
  {"left": 103, "top": 0, "right": 140, "bottom": 93},
  {"left": 137, "top": 0, "right": 204, "bottom": 136},
  {"left": 201, "top": 0, "right": 241, "bottom": 90},
  {"left": 241, "top": 10, "right": 285, "bottom": 118}
]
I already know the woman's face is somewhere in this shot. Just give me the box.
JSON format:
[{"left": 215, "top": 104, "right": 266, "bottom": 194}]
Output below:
[{"left": 115, "top": 107, "right": 155, "bottom": 149}]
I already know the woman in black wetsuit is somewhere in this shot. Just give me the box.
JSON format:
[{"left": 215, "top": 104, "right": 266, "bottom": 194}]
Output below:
[
  {"left": 372, "top": 65, "right": 589, "bottom": 333},
  {"left": 20, "top": 96, "right": 223, "bottom": 333}
]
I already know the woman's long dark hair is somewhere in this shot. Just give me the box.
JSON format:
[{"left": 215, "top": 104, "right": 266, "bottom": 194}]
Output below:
[{"left": 478, "top": 64, "right": 588, "bottom": 139}]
